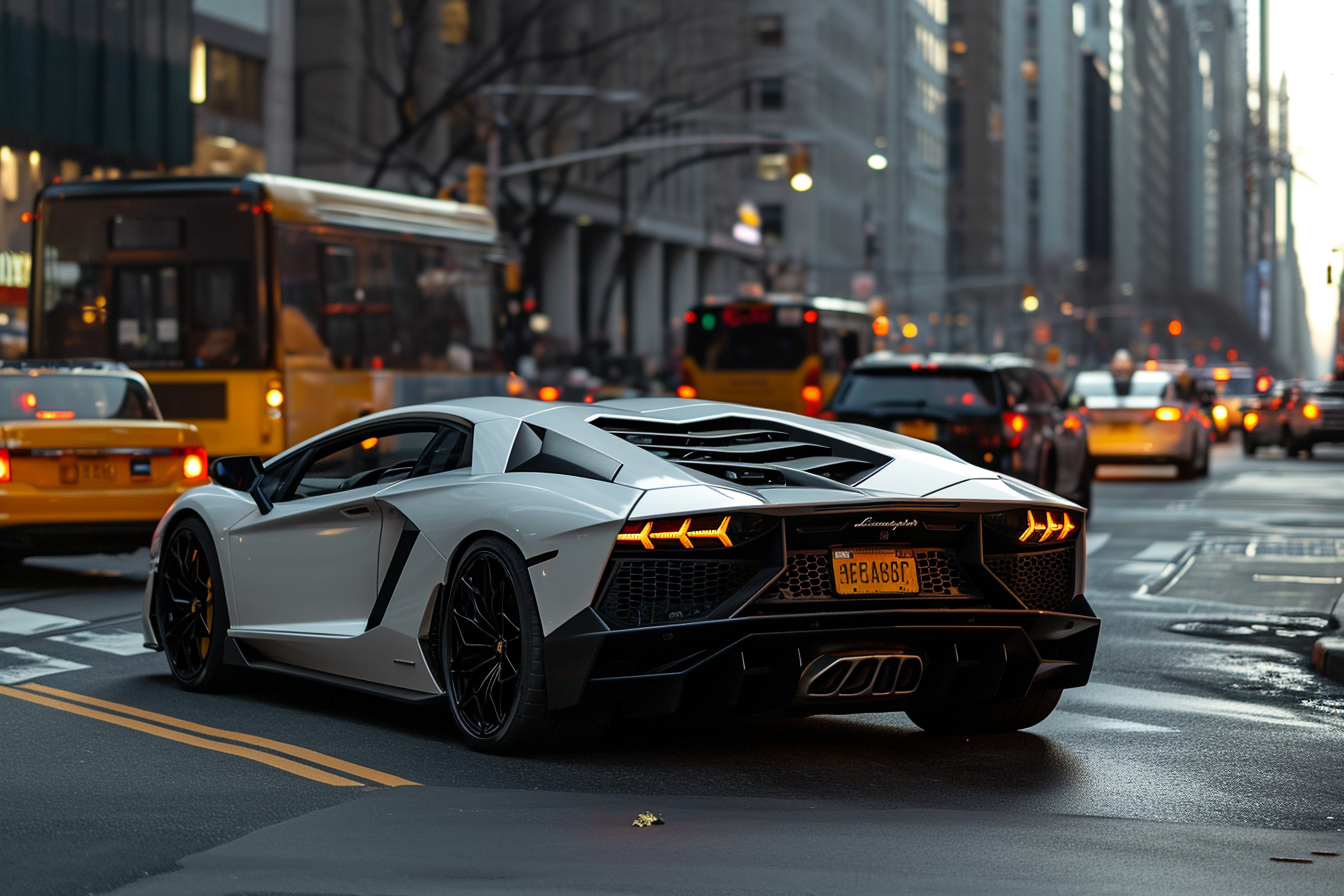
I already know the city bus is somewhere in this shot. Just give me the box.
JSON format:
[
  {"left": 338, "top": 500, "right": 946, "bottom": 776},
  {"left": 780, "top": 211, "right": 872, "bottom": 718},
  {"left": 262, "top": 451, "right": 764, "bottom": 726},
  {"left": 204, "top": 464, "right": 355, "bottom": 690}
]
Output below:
[
  {"left": 28, "top": 174, "right": 510, "bottom": 457},
  {"left": 679, "top": 295, "right": 873, "bottom": 415}
]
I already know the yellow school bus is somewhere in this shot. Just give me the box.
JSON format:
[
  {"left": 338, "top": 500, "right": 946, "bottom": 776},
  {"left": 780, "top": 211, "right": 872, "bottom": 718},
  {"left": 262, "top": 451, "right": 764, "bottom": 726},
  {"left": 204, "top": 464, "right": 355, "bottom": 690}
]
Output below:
[
  {"left": 679, "top": 295, "right": 873, "bottom": 415},
  {"left": 28, "top": 174, "right": 509, "bottom": 456}
]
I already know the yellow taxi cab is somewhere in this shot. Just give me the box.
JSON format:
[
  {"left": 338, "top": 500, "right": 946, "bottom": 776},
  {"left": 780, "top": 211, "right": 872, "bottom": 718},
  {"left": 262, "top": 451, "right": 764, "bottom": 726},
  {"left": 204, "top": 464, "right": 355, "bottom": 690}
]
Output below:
[
  {"left": 1069, "top": 353, "right": 1212, "bottom": 479},
  {"left": 1191, "top": 364, "right": 1256, "bottom": 441},
  {"left": 1, "top": 361, "right": 208, "bottom": 560}
]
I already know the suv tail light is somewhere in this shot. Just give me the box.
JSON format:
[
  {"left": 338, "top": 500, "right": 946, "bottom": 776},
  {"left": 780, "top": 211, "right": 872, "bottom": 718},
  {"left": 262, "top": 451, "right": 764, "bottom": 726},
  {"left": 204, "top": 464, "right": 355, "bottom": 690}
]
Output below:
[
  {"left": 0, "top": 448, "right": 9, "bottom": 483},
  {"left": 1001, "top": 412, "right": 1026, "bottom": 448}
]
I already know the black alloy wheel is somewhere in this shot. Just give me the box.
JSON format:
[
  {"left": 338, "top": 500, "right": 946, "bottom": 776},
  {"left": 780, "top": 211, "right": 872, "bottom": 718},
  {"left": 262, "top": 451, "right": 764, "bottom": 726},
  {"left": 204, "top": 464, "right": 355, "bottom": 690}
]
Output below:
[
  {"left": 156, "top": 518, "right": 230, "bottom": 690},
  {"left": 445, "top": 546, "right": 524, "bottom": 740}
]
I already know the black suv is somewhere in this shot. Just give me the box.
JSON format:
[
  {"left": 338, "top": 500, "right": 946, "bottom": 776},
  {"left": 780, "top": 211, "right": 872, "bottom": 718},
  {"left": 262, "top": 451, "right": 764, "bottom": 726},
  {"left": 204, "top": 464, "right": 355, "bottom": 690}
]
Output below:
[{"left": 825, "top": 353, "right": 1092, "bottom": 506}]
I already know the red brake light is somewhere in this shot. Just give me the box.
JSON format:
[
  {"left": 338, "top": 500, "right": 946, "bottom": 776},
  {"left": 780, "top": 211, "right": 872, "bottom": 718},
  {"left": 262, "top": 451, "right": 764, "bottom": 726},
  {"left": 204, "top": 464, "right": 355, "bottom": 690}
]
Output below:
[
  {"left": 1243, "top": 411, "right": 1260, "bottom": 430},
  {"left": 0, "top": 448, "right": 10, "bottom": 483},
  {"left": 818, "top": 409, "right": 838, "bottom": 421},
  {"left": 803, "top": 309, "right": 818, "bottom": 323},
  {"left": 1002, "top": 412, "right": 1026, "bottom": 448},
  {"left": 182, "top": 448, "right": 208, "bottom": 480},
  {"left": 1062, "top": 414, "right": 1082, "bottom": 430},
  {"left": 1255, "top": 376, "right": 1272, "bottom": 392},
  {"left": 1303, "top": 403, "right": 1320, "bottom": 420},
  {"left": 538, "top": 386, "right": 560, "bottom": 402}
]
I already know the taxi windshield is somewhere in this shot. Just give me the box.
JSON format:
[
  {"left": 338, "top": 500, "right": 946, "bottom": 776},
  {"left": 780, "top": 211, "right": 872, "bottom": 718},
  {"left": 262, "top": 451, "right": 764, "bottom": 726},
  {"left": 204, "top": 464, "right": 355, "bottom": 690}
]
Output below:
[{"left": 0, "top": 374, "right": 157, "bottom": 421}]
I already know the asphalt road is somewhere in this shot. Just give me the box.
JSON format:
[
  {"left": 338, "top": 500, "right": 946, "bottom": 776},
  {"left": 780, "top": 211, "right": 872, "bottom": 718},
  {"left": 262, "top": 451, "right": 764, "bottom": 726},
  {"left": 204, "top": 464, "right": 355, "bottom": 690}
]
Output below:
[{"left": 3, "top": 438, "right": 1343, "bottom": 896}]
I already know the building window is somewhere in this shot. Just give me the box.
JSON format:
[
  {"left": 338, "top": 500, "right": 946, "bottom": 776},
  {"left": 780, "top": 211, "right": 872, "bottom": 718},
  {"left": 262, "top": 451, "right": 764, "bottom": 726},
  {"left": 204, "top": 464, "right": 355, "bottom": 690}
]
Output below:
[
  {"left": 758, "top": 78, "right": 785, "bottom": 111},
  {"left": 760, "top": 204, "right": 783, "bottom": 240},
  {"left": 205, "top": 45, "right": 265, "bottom": 122},
  {"left": 441, "top": 0, "right": 470, "bottom": 44},
  {"left": 755, "top": 15, "right": 784, "bottom": 46}
]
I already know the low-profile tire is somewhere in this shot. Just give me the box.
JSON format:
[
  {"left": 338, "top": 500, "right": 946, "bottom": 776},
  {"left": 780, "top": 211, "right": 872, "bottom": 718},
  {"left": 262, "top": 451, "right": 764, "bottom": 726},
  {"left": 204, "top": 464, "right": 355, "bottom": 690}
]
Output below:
[
  {"left": 1195, "top": 439, "right": 1211, "bottom": 477},
  {"left": 442, "top": 535, "right": 605, "bottom": 754},
  {"left": 154, "top": 517, "right": 232, "bottom": 691},
  {"left": 1242, "top": 433, "right": 1256, "bottom": 456},
  {"left": 906, "top": 688, "right": 1062, "bottom": 735}
]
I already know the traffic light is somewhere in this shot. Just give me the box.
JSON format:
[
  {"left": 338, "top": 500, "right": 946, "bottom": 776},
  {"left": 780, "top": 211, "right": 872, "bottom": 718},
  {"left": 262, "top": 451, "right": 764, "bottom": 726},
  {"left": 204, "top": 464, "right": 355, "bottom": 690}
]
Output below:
[
  {"left": 787, "top": 150, "right": 812, "bottom": 192},
  {"left": 1168, "top": 319, "right": 1182, "bottom": 336}
]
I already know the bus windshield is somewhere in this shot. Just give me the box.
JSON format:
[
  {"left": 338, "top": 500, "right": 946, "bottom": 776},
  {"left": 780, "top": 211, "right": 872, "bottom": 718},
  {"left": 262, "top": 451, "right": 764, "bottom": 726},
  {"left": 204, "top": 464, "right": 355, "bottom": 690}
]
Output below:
[
  {"left": 684, "top": 305, "right": 814, "bottom": 371},
  {"left": 36, "top": 195, "right": 263, "bottom": 369}
]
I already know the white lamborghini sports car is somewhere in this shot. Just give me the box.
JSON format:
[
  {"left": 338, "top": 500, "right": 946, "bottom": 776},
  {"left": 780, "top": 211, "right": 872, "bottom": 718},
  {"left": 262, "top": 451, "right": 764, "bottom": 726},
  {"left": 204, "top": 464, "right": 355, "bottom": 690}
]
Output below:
[{"left": 142, "top": 398, "right": 1099, "bottom": 752}]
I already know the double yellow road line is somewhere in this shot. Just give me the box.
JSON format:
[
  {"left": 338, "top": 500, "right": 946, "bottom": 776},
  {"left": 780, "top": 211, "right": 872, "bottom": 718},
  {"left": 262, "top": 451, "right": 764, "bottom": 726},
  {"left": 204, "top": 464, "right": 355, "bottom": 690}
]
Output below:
[{"left": 0, "top": 682, "right": 419, "bottom": 788}]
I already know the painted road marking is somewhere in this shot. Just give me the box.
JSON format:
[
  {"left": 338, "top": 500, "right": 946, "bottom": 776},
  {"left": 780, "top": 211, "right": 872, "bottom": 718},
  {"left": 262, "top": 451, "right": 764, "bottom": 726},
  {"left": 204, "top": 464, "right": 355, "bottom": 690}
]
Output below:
[
  {"left": 1131, "top": 541, "right": 1189, "bottom": 562},
  {"left": 46, "top": 629, "right": 153, "bottom": 656},
  {"left": 0, "top": 683, "right": 363, "bottom": 786},
  {"left": 0, "top": 607, "right": 86, "bottom": 635},
  {"left": 1252, "top": 573, "right": 1344, "bottom": 585},
  {"left": 14, "top": 682, "right": 419, "bottom": 788},
  {"left": 1085, "top": 533, "right": 1112, "bottom": 556},
  {"left": 0, "top": 647, "right": 90, "bottom": 684}
]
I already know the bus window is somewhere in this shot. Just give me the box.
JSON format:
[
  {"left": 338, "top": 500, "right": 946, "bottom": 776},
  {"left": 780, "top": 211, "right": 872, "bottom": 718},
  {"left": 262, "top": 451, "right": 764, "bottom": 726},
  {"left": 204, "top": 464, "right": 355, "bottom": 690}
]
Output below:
[
  {"left": 41, "top": 259, "right": 106, "bottom": 357},
  {"left": 189, "top": 263, "right": 257, "bottom": 368},
  {"left": 115, "top": 267, "right": 181, "bottom": 365},
  {"left": 321, "top": 245, "right": 360, "bottom": 369}
]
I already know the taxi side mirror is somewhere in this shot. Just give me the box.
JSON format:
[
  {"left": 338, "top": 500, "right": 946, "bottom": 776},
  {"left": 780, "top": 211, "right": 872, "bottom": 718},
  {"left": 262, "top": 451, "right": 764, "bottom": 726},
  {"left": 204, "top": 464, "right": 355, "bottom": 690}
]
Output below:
[{"left": 1065, "top": 392, "right": 1086, "bottom": 409}]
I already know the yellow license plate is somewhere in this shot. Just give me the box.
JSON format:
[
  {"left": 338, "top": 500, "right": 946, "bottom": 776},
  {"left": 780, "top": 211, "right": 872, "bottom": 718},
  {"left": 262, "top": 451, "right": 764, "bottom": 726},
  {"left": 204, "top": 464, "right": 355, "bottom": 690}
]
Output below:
[
  {"left": 895, "top": 419, "right": 938, "bottom": 441},
  {"left": 831, "top": 548, "right": 920, "bottom": 595},
  {"left": 60, "top": 462, "right": 117, "bottom": 484}
]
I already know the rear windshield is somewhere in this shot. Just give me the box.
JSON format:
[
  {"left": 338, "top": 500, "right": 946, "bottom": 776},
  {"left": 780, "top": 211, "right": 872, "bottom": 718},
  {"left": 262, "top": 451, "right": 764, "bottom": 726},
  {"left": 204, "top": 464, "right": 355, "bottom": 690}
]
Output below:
[
  {"left": 1073, "top": 371, "right": 1175, "bottom": 399},
  {"left": 0, "top": 374, "right": 157, "bottom": 421},
  {"left": 684, "top": 305, "right": 813, "bottom": 371},
  {"left": 832, "top": 369, "right": 998, "bottom": 410}
]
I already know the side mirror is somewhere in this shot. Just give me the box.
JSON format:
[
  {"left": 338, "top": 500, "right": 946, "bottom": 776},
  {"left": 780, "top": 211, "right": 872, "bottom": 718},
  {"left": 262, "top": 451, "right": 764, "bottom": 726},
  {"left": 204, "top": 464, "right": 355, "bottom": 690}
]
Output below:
[
  {"left": 1066, "top": 392, "right": 1086, "bottom": 409},
  {"left": 210, "top": 455, "right": 273, "bottom": 515},
  {"left": 211, "top": 455, "right": 264, "bottom": 491}
]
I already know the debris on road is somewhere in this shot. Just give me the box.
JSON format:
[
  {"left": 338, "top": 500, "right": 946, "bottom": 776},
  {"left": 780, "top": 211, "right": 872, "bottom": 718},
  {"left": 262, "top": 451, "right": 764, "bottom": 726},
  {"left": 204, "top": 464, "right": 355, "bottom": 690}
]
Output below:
[{"left": 632, "top": 811, "right": 664, "bottom": 828}]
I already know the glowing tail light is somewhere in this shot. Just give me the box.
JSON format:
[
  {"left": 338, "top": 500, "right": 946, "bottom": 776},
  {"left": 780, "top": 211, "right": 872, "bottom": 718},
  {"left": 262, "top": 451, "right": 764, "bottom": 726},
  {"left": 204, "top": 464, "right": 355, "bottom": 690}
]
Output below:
[
  {"left": 1243, "top": 411, "right": 1259, "bottom": 430},
  {"left": 538, "top": 386, "right": 560, "bottom": 401},
  {"left": 1211, "top": 404, "right": 1228, "bottom": 422},
  {"left": 676, "top": 384, "right": 697, "bottom": 399},
  {"left": 1017, "top": 509, "right": 1075, "bottom": 543},
  {"left": 1002, "top": 412, "right": 1027, "bottom": 448},
  {"left": 265, "top": 386, "right": 285, "bottom": 408},
  {"left": 1303, "top": 403, "right": 1320, "bottom": 420},
  {"left": 1062, "top": 414, "right": 1082, "bottom": 431},
  {"left": 36, "top": 410, "right": 76, "bottom": 419},
  {"left": 818, "top": 409, "right": 838, "bottom": 421},
  {"left": 181, "top": 448, "right": 208, "bottom": 480},
  {"left": 617, "top": 516, "right": 734, "bottom": 550},
  {"left": 1154, "top": 407, "right": 1182, "bottom": 422},
  {"left": 801, "top": 366, "right": 823, "bottom": 416},
  {"left": 0, "top": 448, "right": 10, "bottom": 483},
  {"left": 506, "top": 374, "right": 526, "bottom": 396}
]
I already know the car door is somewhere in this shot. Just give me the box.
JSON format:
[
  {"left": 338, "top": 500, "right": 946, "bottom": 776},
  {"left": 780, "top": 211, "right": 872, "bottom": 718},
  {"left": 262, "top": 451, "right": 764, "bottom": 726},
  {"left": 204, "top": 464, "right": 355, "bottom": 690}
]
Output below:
[{"left": 227, "top": 421, "right": 443, "bottom": 633}]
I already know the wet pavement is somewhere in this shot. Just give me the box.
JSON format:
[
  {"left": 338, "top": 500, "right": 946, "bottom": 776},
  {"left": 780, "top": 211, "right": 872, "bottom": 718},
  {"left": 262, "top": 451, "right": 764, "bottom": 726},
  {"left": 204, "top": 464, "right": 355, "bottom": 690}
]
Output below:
[{"left": 2, "top": 438, "right": 1343, "bottom": 895}]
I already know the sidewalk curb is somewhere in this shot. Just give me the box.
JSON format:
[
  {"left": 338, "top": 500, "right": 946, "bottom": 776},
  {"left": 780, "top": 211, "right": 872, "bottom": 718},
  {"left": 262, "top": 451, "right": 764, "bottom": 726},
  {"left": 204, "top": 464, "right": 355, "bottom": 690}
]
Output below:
[
  {"left": 1311, "top": 637, "right": 1344, "bottom": 685},
  {"left": 1312, "top": 595, "right": 1344, "bottom": 686}
]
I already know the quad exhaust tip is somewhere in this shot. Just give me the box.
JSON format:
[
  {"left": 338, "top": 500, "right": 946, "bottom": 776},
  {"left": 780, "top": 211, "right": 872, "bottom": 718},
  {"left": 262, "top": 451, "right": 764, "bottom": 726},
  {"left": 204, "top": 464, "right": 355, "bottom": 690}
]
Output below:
[{"left": 797, "top": 653, "right": 923, "bottom": 700}]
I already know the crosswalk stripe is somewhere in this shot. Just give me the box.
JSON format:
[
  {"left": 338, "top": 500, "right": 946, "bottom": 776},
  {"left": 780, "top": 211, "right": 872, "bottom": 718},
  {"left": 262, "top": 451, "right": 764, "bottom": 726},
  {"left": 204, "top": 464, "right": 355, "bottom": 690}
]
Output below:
[
  {"left": 1086, "top": 533, "right": 1112, "bottom": 556},
  {"left": 0, "top": 647, "right": 90, "bottom": 684},
  {"left": 46, "top": 630, "right": 152, "bottom": 656},
  {"left": 0, "top": 607, "right": 86, "bottom": 635}
]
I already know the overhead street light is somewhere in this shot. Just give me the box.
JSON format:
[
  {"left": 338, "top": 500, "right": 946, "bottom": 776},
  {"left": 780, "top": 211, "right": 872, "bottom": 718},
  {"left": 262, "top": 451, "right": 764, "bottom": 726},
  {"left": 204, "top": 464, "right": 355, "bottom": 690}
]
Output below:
[{"left": 867, "top": 154, "right": 888, "bottom": 170}]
